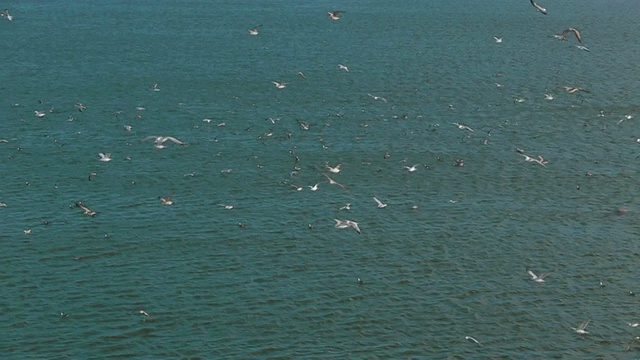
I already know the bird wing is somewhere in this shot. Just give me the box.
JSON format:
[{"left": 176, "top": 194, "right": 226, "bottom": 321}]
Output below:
[{"left": 527, "top": 270, "right": 537, "bottom": 279}]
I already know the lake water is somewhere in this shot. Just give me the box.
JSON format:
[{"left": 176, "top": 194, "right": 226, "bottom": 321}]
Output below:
[{"left": 2, "top": 1, "right": 640, "bottom": 358}]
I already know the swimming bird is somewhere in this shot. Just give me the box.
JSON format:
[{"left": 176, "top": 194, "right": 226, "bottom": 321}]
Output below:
[
  {"left": 146, "top": 136, "right": 187, "bottom": 149},
  {"left": 560, "top": 28, "right": 583, "bottom": 44},
  {"left": 159, "top": 194, "right": 173, "bottom": 205},
  {"left": 338, "top": 64, "right": 349, "bottom": 72},
  {"left": 74, "top": 201, "right": 97, "bottom": 217},
  {"left": 327, "top": 10, "right": 343, "bottom": 21},
  {"left": 530, "top": 0, "right": 547, "bottom": 15},
  {"left": 322, "top": 173, "right": 350, "bottom": 194},
  {"left": 271, "top": 81, "right": 286, "bottom": 89},
  {"left": 493, "top": 36, "right": 503, "bottom": 43},
  {"left": 629, "top": 322, "right": 640, "bottom": 328},
  {"left": 373, "top": 197, "right": 387, "bottom": 208},
  {"left": 98, "top": 153, "right": 112, "bottom": 162},
  {"left": 334, "top": 219, "right": 361, "bottom": 233},
  {"left": 34, "top": 110, "right": 46, "bottom": 118},
  {"left": 248, "top": 25, "right": 261, "bottom": 36},
  {"left": 1, "top": 9, "right": 12, "bottom": 21},
  {"left": 528, "top": 269, "right": 550, "bottom": 282},
  {"left": 326, "top": 163, "right": 341, "bottom": 173},
  {"left": 572, "top": 319, "right": 591, "bottom": 334}
]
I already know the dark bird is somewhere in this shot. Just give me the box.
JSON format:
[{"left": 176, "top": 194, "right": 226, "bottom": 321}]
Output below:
[{"left": 560, "top": 28, "right": 583, "bottom": 44}]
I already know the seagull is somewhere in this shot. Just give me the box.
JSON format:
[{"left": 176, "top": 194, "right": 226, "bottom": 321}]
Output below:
[
  {"left": 24, "top": 229, "right": 31, "bottom": 235},
  {"left": 493, "top": 36, "right": 503, "bottom": 43},
  {"left": 139, "top": 310, "right": 151, "bottom": 320},
  {"left": 339, "top": 203, "right": 351, "bottom": 211},
  {"left": 74, "top": 103, "right": 87, "bottom": 112},
  {"left": 290, "top": 184, "right": 303, "bottom": 191},
  {"left": 464, "top": 336, "right": 481, "bottom": 345},
  {"left": 326, "top": 163, "right": 341, "bottom": 173},
  {"left": 563, "top": 86, "right": 589, "bottom": 94},
  {"left": 453, "top": 122, "right": 474, "bottom": 132},
  {"left": 576, "top": 45, "right": 590, "bottom": 52},
  {"left": 373, "top": 197, "right": 387, "bottom": 208},
  {"left": 34, "top": 110, "right": 46, "bottom": 118},
  {"left": 296, "top": 119, "right": 310, "bottom": 130},
  {"left": 338, "top": 64, "right": 349, "bottom": 72},
  {"left": 88, "top": 172, "right": 97, "bottom": 181},
  {"left": 403, "top": 164, "right": 419, "bottom": 172},
  {"left": 308, "top": 183, "right": 319, "bottom": 191},
  {"left": 367, "top": 94, "right": 387, "bottom": 103},
  {"left": 98, "top": 153, "right": 112, "bottom": 162},
  {"left": 572, "top": 319, "right": 591, "bottom": 334},
  {"left": 124, "top": 125, "right": 133, "bottom": 131},
  {"left": 248, "top": 25, "right": 261, "bottom": 36},
  {"left": 297, "top": 71, "right": 307, "bottom": 80},
  {"left": 334, "top": 219, "right": 361, "bottom": 233},
  {"left": 629, "top": 322, "right": 640, "bottom": 328},
  {"left": 151, "top": 83, "right": 160, "bottom": 92},
  {"left": 520, "top": 153, "right": 547, "bottom": 166},
  {"left": 528, "top": 269, "right": 550, "bottom": 282},
  {"left": 530, "top": 0, "right": 547, "bottom": 15},
  {"left": 560, "top": 28, "right": 583, "bottom": 44},
  {"left": 159, "top": 194, "right": 173, "bottom": 205},
  {"left": 322, "top": 173, "right": 350, "bottom": 194},
  {"left": 146, "top": 136, "right": 187, "bottom": 149},
  {"left": 327, "top": 10, "right": 343, "bottom": 21},
  {"left": 1, "top": 9, "right": 12, "bottom": 21},
  {"left": 544, "top": 93, "right": 554, "bottom": 100},
  {"left": 74, "top": 201, "right": 97, "bottom": 217},
  {"left": 618, "top": 114, "right": 633, "bottom": 124},
  {"left": 271, "top": 81, "right": 286, "bottom": 89}
]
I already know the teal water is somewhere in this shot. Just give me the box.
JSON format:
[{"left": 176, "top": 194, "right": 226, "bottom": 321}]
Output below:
[{"left": 2, "top": 1, "right": 640, "bottom": 358}]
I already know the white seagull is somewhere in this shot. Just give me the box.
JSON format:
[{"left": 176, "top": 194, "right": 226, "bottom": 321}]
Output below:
[
  {"left": 367, "top": 93, "right": 387, "bottom": 103},
  {"left": 326, "top": 163, "right": 341, "bottom": 173},
  {"left": 403, "top": 164, "right": 419, "bottom": 172},
  {"left": 572, "top": 319, "right": 591, "bottom": 334},
  {"left": 271, "top": 81, "right": 286, "bottom": 89},
  {"left": 34, "top": 110, "right": 46, "bottom": 118},
  {"left": 338, "top": 64, "right": 349, "bottom": 72},
  {"left": 146, "top": 136, "right": 187, "bottom": 149},
  {"left": 248, "top": 25, "right": 261, "bottom": 36},
  {"left": 453, "top": 122, "right": 474, "bottom": 132},
  {"left": 98, "top": 153, "right": 112, "bottom": 162},
  {"left": 308, "top": 183, "right": 319, "bottom": 191},
  {"left": 527, "top": 269, "right": 550, "bottom": 283},
  {"left": 373, "top": 197, "right": 387, "bottom": 208},
  {"left": 334, "top": 219, "right": 361, "bottom": 234},
  {"left": 327, "top": 11, "right": 343, "bottom": 21},
  {"left": 1, "top": 9, "right": 12, "bottom": 21},
  {"left": 493, "top": 36, "right": 503, "bottom": 43}
]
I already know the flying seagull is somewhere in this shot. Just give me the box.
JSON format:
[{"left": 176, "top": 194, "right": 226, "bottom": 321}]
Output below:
[
  {"left": 560, "top": 28, "right": 583, "bottom": 44},
  {"left": 327, "top": 11, "right": 343, "bottom": 21},
  {"left": 530, "top": 0, "right": 547, "bottom": 15}
]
